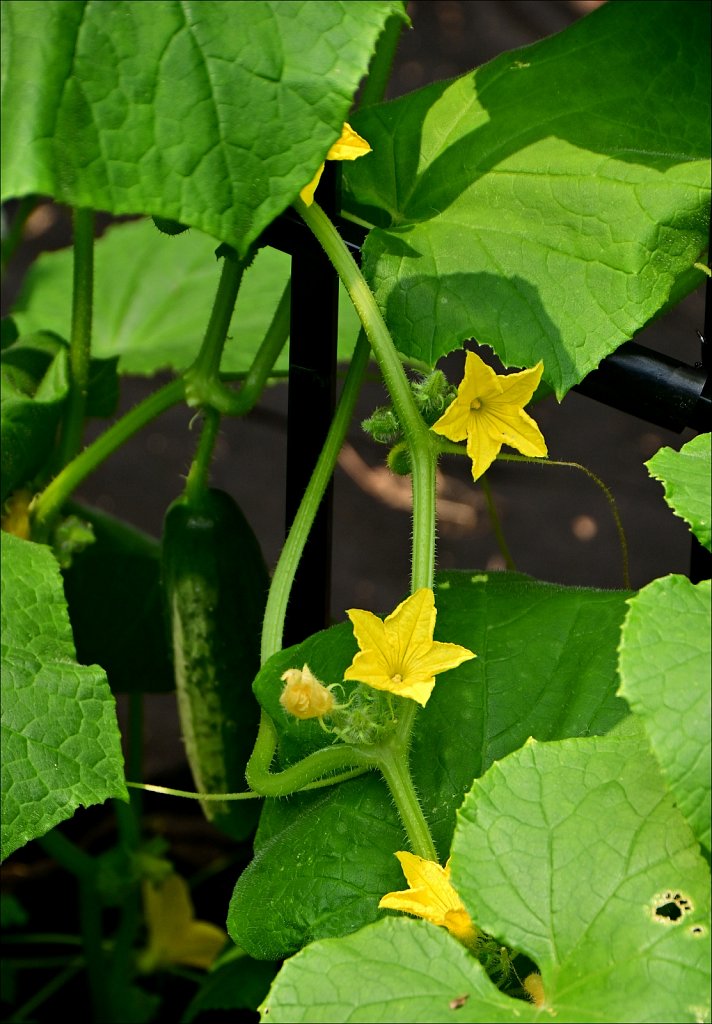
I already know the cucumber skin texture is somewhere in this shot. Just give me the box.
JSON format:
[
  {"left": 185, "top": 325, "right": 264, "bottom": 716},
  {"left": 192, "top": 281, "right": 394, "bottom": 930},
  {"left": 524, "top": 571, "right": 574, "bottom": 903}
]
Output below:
[{"left": 161, "top": 488, "right": 268, "bottom": 839}]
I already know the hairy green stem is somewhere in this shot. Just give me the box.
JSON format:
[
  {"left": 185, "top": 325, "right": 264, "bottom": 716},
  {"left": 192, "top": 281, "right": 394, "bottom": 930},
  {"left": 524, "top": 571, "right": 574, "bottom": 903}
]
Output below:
[
  {"left": 183, "top": 252, "right": 245, "bottom": 404},
  {"left": 500, "top": 454, "right": 631, "bottom": 588},
  {"left": 207, "top": 280, "right": 291, "bottom": 415},
  {"left": 246, "top": 710, "right": 370, "bottom": 797},
  {"left": 295, "top": 198, "right": 428, "bottom": 449},
  {"left": 294, "top": 197, "right": 438, "bottom": 594},
  {"left": 126, "top": 766, "right": 368, "bottom": 801},
  {"left": 292, "top": 199, "right": 441, "bottom": 856},
  {"left": 184, "top": 407, "right": 221, "bottom": 504},
  {"left": 375, "top": 744, "right": 438, "bottom": 860},
  {"left": 261, "top": 329, "right": 370, "bottom": 664},
  {"left": 56, "top": 208, "right": 95, "bottom": 467},
  {"left": 32, "top": 377, "right": 185, "bottom": 538}
]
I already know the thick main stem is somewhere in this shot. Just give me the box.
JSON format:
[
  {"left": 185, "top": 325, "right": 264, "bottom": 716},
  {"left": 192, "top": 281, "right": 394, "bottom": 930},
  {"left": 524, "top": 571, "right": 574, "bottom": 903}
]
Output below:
[
  {"left": 294, "top": 198, "right": 438, "bottom": 598},
  {"left": 376, "top": 745, "right": 438, "bottom": 860}
]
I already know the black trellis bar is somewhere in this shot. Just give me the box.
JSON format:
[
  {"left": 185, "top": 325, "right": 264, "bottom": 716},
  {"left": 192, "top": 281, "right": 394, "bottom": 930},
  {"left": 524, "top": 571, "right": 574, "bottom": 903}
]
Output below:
[{"left": 259, "top": 206, "right": 711, "bottom": 642}]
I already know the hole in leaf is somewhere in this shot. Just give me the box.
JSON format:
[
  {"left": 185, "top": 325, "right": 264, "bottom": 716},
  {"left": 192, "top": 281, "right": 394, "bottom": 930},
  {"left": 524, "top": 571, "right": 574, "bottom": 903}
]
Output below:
[{"left": 651, "top": 890, "right": 693, "bottom": 924}]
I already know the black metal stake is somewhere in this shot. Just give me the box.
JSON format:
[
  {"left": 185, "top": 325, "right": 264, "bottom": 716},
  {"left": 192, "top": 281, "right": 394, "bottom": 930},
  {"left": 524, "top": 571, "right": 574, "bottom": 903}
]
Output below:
[{"left": 283, "top": 164, "right": 340, "bottom": 645}]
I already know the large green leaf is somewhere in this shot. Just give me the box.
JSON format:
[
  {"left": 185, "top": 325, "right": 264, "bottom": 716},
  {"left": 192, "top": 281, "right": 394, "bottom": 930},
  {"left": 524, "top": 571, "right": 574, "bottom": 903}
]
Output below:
[
  {"left": 646, "top": 434, "right": 711, "bottom": 552},
  {"left": 11, "top": 219, "right": 360, "bottom": 376},
  {"left": 618, "top": 576, "right": 711, "bottom": 856},
  {"left": 229, "top": 571, "right": 629, "bottom": 959},
  {"left": 450, "top": 733, "right": 711, "bottom": 1023},
  {"left": 1, "top": 1, "right": 405, "bottom": 256},
  {"left": 1, "top": 533, "right": 127, "bottom": 861},
  {"left": 260, "top": 918, "right": 539, "bottom": 1023},
  {"left": 261, "top": 731, "right": 710, "bottom": 1022},
  {"left": 345, "top": 1, "right": 710, "bottom": 397}
]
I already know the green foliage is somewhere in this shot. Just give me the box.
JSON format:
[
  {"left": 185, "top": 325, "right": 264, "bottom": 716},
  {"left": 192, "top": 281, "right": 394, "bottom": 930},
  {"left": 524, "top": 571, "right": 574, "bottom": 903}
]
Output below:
[
  {"left": 345, "top": 0, "right": 710, "bottom": 397},
  {"left": 229, "top": 573, "right": 629, "bottom": 959},
  {"left": 619, "top": 576, "right": 711, "bottom": 857},
  {"left": 0, "top": 331, "right": 68, "bottom": 502},
  {"left": 647, "top": 433, "right": 712, "bottom": 552},
  {"left": 0, "top": 532, "right": 127, "bottom": 861},
  {"left": 1, "top": 1, "right": 709, "bottom": 1020},
  {"left": 0, "top": 0, "right": 406, "bottom": 256},
  {"left": 11, "top": 219, "right": 361, "bottom": 375},
  {"left": 263, "top": 731, "right": 711, "bottom": 1022}
]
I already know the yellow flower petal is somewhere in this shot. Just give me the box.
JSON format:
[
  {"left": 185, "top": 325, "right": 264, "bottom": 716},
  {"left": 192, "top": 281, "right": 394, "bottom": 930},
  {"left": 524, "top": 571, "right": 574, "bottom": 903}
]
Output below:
[
  {"left": 139, "top": 874, "right": 227, "bottom": 973},
  {"left": 344, "top": 588, "right": 475, "bottom": 706},
  {"left": 299, "top": 162, "right": 326, "bottom": 206},
  {"left": 379, "top": 852, "right": 479, "bottom": 949},
  {"left": 326, "top": 122, "right": 372, "bottom": 161},
  {"left": 299, "top": 122, "right": 371, "bottom": 206},
  {"left": 280, "top": 664, "right": 335, "bottom": 719},
  {"left": 432, "top": 352, "right": 547, "bottom": 481}
]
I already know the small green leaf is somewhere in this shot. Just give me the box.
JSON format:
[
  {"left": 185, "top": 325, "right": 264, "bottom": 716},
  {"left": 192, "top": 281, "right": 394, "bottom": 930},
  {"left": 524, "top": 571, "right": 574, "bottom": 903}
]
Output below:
[
  {"left": 646, "top": 433, "right": 711, "bottom": 551},
  {"left": 1, "top": 533, "right": 127, "bottom": 861},
  {"left": 0, "top": 332, "right": 68, "bottom": 502},
  {"left": 345, "top": 1, "right": 710, "bottom": 397},
  {"left": 12, "top": 219, "right": 360, "bottom": 376},
  {"left": 1, "top": 0, "right": 405, "bottom": 256},
  {"left": 260, "top": 917, "right": 538, "bottom": 1023},
  {"left": 618, "top": 575, "right": 711, "bottom": 855},
  {"left": 451, "top": 734, "right": 711, "bottom": 1023},
  {"left": 229, "top": 571, "right": 630, "bottom": 959}
]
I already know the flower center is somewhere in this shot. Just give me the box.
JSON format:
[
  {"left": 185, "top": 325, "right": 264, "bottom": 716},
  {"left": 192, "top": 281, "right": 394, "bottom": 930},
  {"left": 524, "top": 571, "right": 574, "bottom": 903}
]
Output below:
[
  {"left": 390, "top": 673, "right": 403, "bottom": 685},
  {"left": 469, "top": 398, "right": 482, "bottom": 411}
]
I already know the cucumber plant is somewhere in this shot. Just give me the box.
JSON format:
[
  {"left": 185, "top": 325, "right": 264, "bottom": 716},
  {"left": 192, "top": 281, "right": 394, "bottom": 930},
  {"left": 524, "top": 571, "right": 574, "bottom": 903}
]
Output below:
[{"left": 1, "top": 2, "right": 709, "bottom": 1022}]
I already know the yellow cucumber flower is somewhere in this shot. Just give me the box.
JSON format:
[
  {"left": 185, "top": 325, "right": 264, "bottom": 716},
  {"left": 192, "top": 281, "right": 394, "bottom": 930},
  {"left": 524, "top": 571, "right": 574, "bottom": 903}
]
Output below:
[
  {"left": 280, "top": 664, "right": 335, "bottom": 720},
  {"left": 379, "top": 851, "right": 479, "bottom": 950},
  {"left": 432, "top": 351, "right": 547, "bottom": 481},
  {"left": 344, "top": 588, "right": 475, "bottom": 707},
  {"left": 299, "top": 122, "right": 371, "bottom": 206},
  {"left": 138, "top": 873, "right": 227, "bottom": 973}
]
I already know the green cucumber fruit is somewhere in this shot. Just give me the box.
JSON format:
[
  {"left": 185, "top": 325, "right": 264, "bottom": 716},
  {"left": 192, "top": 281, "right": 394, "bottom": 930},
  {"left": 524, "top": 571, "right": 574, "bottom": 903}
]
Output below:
[{"left": 161, "top": 488, "right": 268, "bottom": 839}]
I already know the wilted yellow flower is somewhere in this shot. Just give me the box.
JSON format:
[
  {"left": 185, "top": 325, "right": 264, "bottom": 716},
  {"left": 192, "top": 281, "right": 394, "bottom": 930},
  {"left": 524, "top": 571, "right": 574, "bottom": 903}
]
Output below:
[
  {"left": 344, "top": 588, "right": 475, "bottom": 707},
  {"left": 280, "top": 664, "right": 335, "bottom": 720},
  {"left": 379, "top": 851, "right": 479, "bottom": 949},
  {"left": 432, "top": 351, "right": 547, "bottom": 481},
  {"left": 1, "top": 489, "right": 32, "bottom": 539},
  {"left": 138, "top": 873, "right": 227, "bottom": 973},
  {"left": 299, "top": 122, "right": 371, "bottom": 206}
]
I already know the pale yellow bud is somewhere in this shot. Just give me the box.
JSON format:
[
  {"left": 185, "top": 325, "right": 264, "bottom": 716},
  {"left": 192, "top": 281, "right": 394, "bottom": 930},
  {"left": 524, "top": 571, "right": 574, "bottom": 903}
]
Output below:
[{"left": 279, "top": 665, "right": 335, "bottom": 720}]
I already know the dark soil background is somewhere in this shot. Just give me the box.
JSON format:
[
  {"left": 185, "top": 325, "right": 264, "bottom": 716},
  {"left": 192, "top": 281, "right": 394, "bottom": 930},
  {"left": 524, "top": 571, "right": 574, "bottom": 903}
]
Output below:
[{"left": 2, "top": 2, "right": 707, "bottom": 1021}]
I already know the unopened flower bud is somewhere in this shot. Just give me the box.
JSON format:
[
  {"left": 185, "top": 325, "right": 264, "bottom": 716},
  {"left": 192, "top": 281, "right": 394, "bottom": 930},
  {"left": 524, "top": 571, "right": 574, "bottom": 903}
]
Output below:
[{"left": 280, "top": 665, "right": 335, "bottom": 720}]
